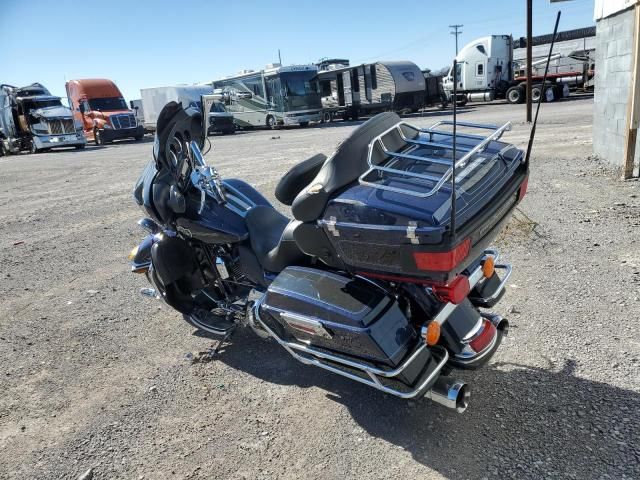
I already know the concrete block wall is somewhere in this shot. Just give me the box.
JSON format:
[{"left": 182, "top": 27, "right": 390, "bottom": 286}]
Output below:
[{"left": 593, "top": 7, "right": 637, "bottom": 167}]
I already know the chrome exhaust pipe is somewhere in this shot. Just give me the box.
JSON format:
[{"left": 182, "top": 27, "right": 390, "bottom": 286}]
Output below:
[{"left": 425, "top": 378, "right": 470, "bottom": 413}]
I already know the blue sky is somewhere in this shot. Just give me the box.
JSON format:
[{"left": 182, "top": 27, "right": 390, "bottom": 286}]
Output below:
[{"left": 2, "top": 0, "right": 595, "bottom": 102}]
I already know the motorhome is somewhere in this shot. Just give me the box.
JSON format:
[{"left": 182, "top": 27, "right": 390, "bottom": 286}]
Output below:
[
  {"left": 316, "top": 61, "right": 425, "bottom": 121},
  {"left": 66, "top": 78, "right": 144, "bottom": 145},
  {"left": 213, "top": 64, "right": 322, "bottom": 128},
  {"left": 139, "top": 85, "right": 234, "bottom": 134},
  {"left": 0, "top": 83, "right": 85, "bottom": 155}
]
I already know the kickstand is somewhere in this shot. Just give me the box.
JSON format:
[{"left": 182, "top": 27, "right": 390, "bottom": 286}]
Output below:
[{"left": 210, "top": 323, "right": 237, "bottom": 356}]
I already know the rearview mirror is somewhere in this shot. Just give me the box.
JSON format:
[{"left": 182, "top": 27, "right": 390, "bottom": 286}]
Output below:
[{"left": 200, "top": 93, "right": 224, "bottom": 147}]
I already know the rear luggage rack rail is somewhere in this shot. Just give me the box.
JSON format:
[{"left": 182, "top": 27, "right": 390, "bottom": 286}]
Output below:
[{"left": 359, "top": 120, "right": 512, "bottom": 198}]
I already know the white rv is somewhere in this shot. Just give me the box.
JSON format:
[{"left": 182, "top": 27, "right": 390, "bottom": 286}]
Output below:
[
  {"left": 213, "top": 64, "right": 322, "bottom": 129},
  {"left": 140, "top": 85, "right": 235, "bottom": 134}
]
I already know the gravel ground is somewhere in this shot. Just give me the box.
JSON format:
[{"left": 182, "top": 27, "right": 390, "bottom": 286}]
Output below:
[{"left": 1, "top": 95, "right": 639, "bottom": 480}]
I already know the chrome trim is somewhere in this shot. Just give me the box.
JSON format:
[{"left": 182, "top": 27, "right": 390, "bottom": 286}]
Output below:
[
  {"left": 430, "top": 249, "right": 510, "bottom": 327},
  {"left": 131, "top": 260, "right": 151, "bottom": 272},
  {"left": 254, "top": 302, "right": 449, "bottom": 399},
  {"left": 488, "top": 263, "right": 512, "bottom": 301},
  {"left": 425, "top": 377, "right": 470, "bottom": 413},
  {"left": 137, "top": 218, "right": 160, "bottom": 234},
  {"left": 358, "top": 120, "right": 512, "bottom": 198}
]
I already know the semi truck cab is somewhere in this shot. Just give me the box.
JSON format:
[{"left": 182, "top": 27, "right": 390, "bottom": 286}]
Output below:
[
  {"left": 66, "top": 78, "right": 144, "bottom": 145},
  {"left": 0, "top": 83, "right": 86, "bottom": 155}
]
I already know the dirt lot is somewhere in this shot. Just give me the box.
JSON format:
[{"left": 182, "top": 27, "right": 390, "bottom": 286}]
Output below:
[{"left": 1, "top": 96, "right": 639, "bottom": 480}]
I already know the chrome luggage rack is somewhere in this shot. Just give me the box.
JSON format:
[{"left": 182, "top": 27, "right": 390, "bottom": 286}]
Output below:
[{"left": 358, "top": 120, "right": 512, "bottom": 198}]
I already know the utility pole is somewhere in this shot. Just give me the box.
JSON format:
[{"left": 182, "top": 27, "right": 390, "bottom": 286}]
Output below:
[
  {"left": 526, "top": 0, "right": 533, "bottom": 122},
  {"left": 278, "top": 49, "right": 282, "bottom": 65},
  {"left": 450, "top": 24, "right": 463, "bottom": 55}
]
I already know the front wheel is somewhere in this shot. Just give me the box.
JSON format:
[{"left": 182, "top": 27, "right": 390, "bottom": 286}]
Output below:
[
  {"left": 94, "top": 129, "right": 104, "bottom": 146},
  {"left": 299, "top": 122, "right": 309, "bottom": 128},
  {"left": 75, "top": 144, "right": 85, "bottom": 150},
  {"left": 266, "top": 115, "right": 276, "bottom": 129},
  {"left": 29, "top": 142, "right": 38, "bottom": 154},
  {"left": 134, "top": 135, "right": 144, "bottom": 141}
]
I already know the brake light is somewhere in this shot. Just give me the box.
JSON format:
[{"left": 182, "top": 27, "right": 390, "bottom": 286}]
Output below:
[
  {"left": 469, "top": 319, "right": 497, "bottom": 353},
  {"left": 413, "top": 239, "right": 471, "bottom": 272},
  {"left": 518, "top": 176, "right": 529, "bottom": 201},
  {"left": 431, "top": 274, "right": 470, "bottom": 305}
]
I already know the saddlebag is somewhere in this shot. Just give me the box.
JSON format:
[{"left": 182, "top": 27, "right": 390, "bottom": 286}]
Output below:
[{"left": 259, "top": 267, "right": 417, "bottom": 369}]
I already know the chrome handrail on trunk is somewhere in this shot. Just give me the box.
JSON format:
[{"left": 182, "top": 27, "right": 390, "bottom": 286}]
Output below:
[{"left": 358, "top": 120, "right": 512, "bottom": 198}]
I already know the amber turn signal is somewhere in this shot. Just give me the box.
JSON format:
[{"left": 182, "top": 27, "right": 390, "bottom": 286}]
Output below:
[
  {"left": 423, "top": 321, "right": 441, "bottom": 346},
  {"left": 482, "top": 255, "right": 495, "bottom": 279},
  {"left": 128, "top": 246, "right": 139, "bottom": 261}
]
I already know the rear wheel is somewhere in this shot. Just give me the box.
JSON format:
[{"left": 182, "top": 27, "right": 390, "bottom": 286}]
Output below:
[
  {"left": 531, "top": 85, "right": 542, "bottom": 103},
  {"left": 266, "top": 115, "right": 276, "bottom": 129},
  {"left": 134, "top": 134, "right": 143, "bottom": 141},
  {"left": 299, "top": 122, "right": 309, "bottom": 128},
  {"left": 506, "top": 86, "right": 525, "bottom": 104},
  {"left": 322, "top": 111, "right": 332, "bottom": 123},
  {"left": 29, "top": 142, "right": 38, "bottom": 154},
  {"left": 75, "top": 144, "right": 85, "bottom": 150}
]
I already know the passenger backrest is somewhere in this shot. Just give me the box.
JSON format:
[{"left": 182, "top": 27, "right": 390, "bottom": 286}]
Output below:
[{"left": 291, "top": 112, "right": 412, "bottom": 222}]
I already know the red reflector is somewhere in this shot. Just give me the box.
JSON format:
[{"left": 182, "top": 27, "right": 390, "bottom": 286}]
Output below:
[
  {"left": 469, "top": 319, "right": 497, "bottom": 353},
  {"left": 413, "top": 239, "right": 471, "bottom": 272},
  {"left": 431, "top": 274, "right": 470, "bottom": 305},
  {"left": 518, "top": 176, "right": 529, "bottom": 201}
]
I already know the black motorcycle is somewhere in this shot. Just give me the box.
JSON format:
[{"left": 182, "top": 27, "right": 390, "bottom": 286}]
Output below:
[{"left": 129, "top": 98, "right": 528, "bottom": 412}]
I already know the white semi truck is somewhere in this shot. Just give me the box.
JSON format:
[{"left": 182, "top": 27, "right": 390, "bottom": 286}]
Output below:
[{"left": 442, "top": 35, "right": 580, "bottom": 105}]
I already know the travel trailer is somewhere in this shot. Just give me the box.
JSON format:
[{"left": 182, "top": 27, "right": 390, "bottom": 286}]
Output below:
[{"left": 316, "top": 61, "right": 426, "bottom": 121}]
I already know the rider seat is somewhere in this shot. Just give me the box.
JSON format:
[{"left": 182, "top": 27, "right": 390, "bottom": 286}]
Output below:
[
  {"left": 244, "top": 205, "right": 306, "bottom": 273},
  {"left": 245, "top": 112, "right": 413, "bottom": 272}
]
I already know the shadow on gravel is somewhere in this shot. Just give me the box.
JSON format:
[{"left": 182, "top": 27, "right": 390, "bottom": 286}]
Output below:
[{"left": 215, "top": 329, "right": 639, "bottom": 479}]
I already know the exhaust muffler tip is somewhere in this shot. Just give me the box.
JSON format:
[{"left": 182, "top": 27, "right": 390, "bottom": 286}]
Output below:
[{"left": 426, "top": 378, "right": 470, "bottom": 413}]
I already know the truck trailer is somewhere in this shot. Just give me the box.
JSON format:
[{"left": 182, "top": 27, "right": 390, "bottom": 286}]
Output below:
[
  {"left": 442, "top": 35, "right": 578, "bottom": 105},
  {"left": 139, "top": 85, "right": 235, "bottom": 135},
  {"left": 0, "top": 83, "right": 86, "bottom": 155},
  {"left": 316, "top": 61, "right": 425, "bottom": 121},
  {"left": 66, "top": 78, "right": 144, "bottom": 145}
]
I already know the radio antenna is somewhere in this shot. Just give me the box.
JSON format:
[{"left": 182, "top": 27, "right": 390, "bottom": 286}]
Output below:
[
  {"left": 450, "top": 59, "right": 458, "bottom": 239},
  {"left": 525, "top": 11, "right": 562, "bottom": 164}
]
